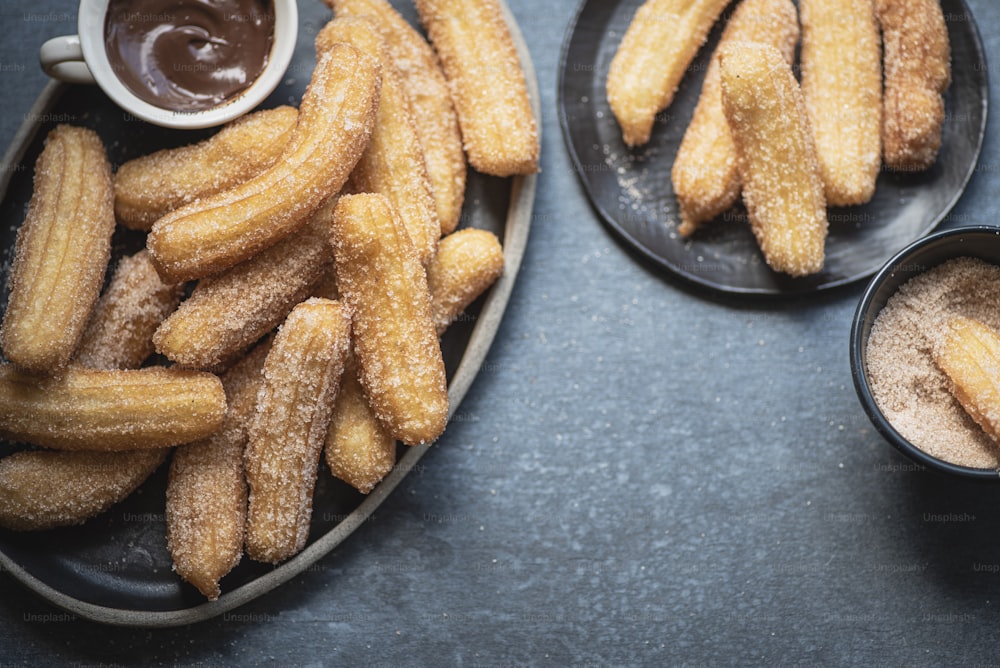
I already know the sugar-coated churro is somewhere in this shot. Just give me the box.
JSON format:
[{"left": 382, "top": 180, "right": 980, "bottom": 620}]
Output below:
[
  {"left": 876, "top": 0, "right": 951, "bottom": 171},
  {"left": 426, "top": 228, "right": 504, "bottom": 335},
  {"left": 934, "top": 316, "right": 1000, "bottom": 444},
  {"left": 719, "top": 42, "right": 827, "bottom": 277},
  {"left": 331, "top": 194, "right": 448, "bottom": 446},
  {"left": 672, "top": 0, "right": 799, "bottom": 236},
  {"left": 317, "top": 17, "right": 439, "bottom": 265},
  {"left": 0, "top": 449, "right": 168, "bottom": 531},
  {"left": 801, "top": 0, "right": 882, "bottom": 205},
  {"left": 323, "top": 357, "right": 396, "bottom": 494},
  {"left": 167, "top": 341, "right": 269, "bottom": 599},
  {"left": 0, "top": 365, "right": 225, "bottom": 450},
  {"left": 1, "top": 125, "right": 115, "bottom": 374},
  {"left": 245, "top": 298, "right": 352, "bottom": 563},
  {"left": 114, "top": 106, "right": 298, "bottom": 230},
  {"left": 153, "top": 203, "right": 335, "bottom": 370},
  {"left": 606, "top": 0, "right": 730, "bottom": 147},
  {"left": 330, "top": 0, "right": 466, "bottom": 235},
  {"left": 147, "top": 43, "right": 380, "bottom": 283},
  {"left": 76, "top": 250, "right": 183, "bottom": 370},
  {"left": 414, "top": 0, "right": 539, "bottom": 176},
  {"left": 0, "top": 257, "right": 180, "bottom": 532}
]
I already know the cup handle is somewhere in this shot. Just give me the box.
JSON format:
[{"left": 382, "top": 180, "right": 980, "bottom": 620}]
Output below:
[{"left": 39, "top": 35, "right": 96, "bottom": 85}]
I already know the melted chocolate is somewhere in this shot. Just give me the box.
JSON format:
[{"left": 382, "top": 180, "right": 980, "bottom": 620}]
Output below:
[{"left": 104, "top": 0, "right": 274, "bottom": 112}]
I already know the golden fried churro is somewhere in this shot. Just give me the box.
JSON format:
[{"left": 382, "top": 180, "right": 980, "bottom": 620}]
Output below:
[
  {"left": 324, "top": 357, "right": 396, "bottom": 494},
  {"left": 0, "top": 449, "right": 168, "bottom": 531},
  {"left": 606, "top": 0, "right": 730, "bottom": 147},
  {"left": 245, "top": 299, "right": 351, "bottom": 563},
  {"left": 719, "top": 42, "right": 828, "bottom": 277},
  {"left": 0, "top": 365, "right": 225, "bottom": 450},
  {"left": 934, "top": 316, "right": 1000, "bottom": 444},
  {"left": 331, "top": 194, "right": 448, "bottom": 446},
  {"left": 331, "top": 0, "right": 467, "bottom": 235},
  {"left": 672, "top": 0, "right": 799, "bottom": 236},
  {"left": 317, "top": 17, "right": 439, "bottom": 265},
  {"left": 76, "top": 250, "right": 183, "bottom": 370},
  {"left": 167, "top": 341, "right": 269, "bottom": 599},
  {"left": 153, "top": 204, "right": 335, "bottom": 370},
  {"left": 427, "top": 228, "right": 504, "bottom": 335},
  {"left": 876, "top": 0, "right": 951, "bottom": 171},
  {"left": 114, "top": 106, "right": 298, "bottom": 231},
  {"left": 0, "top": 258, "right": 179, "bottom": 532},
  {"left": 147, "top": 43, "right": 380, "bottom": 283},
  {"left": 801, "top": 0, "right": 882, "bottom": 205},
  {"left": 1, "top": 125, "right": 115, "bottom": 373},
  {"left": 414, "top": 0, "right": 539, "bottom": 176}
]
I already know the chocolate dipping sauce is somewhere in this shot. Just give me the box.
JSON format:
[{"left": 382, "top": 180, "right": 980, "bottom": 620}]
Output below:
[{"left": 104, "top": 0, "right": 274, "bottom": 112}]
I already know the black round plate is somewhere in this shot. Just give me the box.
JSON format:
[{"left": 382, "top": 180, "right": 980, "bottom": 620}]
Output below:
[{"left": 558, "top": 0, "right": 988, "bottom": 295}]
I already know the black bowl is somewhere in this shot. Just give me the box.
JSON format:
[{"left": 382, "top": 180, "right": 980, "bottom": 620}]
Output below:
[{"left": 850, "top": 226, "right": 1000, "bottom": 480}]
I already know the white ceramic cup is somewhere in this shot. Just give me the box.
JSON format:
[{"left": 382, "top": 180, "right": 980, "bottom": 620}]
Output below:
[{"left": 39, "top": 0, "right": 298, "bottom": 129}]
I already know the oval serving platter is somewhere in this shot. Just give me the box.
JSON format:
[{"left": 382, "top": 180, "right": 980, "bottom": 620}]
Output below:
[
  {"left": 0, "top": 0, "right": 537, "bottom": 626},
  {"left": 559, "top": 0, "right": 988, "bottom": 296}
]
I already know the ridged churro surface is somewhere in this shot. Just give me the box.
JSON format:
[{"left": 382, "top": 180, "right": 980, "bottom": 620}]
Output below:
[
  {"left": 415, "top": 0, "right": 539, "bottom": 176},
  {"left": 0, "top": 365, "right": 226, "bottom": 450},
  {"left": 154, "top": 207, "right": 334, "bottom": 370},
  {"left": 427, "top": 228, "right": 504, "bottom": 335},
  {"left": 245, "top": 299, "right": 352, "bottom": 563},
  {"left": 672, "top": 0, "right": 798, "bottom": 236},
  {"left": 606, "top": 0, "right": 730, "bottom": 147},
  {"left": 1, "top": 125, "right": 115, "bottom": 373},
  {"left": 147, "top": 43, "right": 380, "bottom": 283},
  {"left": 331, "top": 194, "right": 448, "bottom": 446},
  {"left": 318, "top": 16, "right": 439, "bottom": 265},
  {"left": 331, "top": 0, "right": 466, "bottom": 235},
  {"left": 76, "top": 250, "right": 183, "bottom": 370},
  {"left": 720, "top": 42, "right": 827, "bottom": 277},
  {"left": 801, "top": 0, "right": 882, "bottom": 205},
  {"left": 876, "top": 0, "right": 951, "bottom": 171},
  {"left": 114, "top": 106, "right": 298, "bottom": 230},
  {"left": 0, "top": 449, "right": 168, "bottom": 531},
  {"left": 934, "top": 316, "right": 1000, "bottom": 445},
  {"left": 167, "top": 342, "right": 269, "bottom": 599}
]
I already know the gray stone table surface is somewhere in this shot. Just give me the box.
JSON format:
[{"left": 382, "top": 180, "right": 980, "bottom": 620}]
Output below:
[{"left": 2, "top": 0, "right": 1000, "bottom": 665}]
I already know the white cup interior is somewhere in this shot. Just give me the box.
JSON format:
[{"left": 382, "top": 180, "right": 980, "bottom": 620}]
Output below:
[{"left": 78, "top": 0, "right": 298, "bottom": 129}]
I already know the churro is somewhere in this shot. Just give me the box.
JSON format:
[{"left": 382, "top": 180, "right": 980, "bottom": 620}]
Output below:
[
  {"left": 167, "top": 341, "right": 269, "bottom": 599},
  {"left": 331, "top": 194, "right": 448, "bottom": 446},
  {"left": 153, "top": 203, "right": 334, "bottom": 370},
  {"left": 324, "top": 357, "right": 396, "bottom": 494},
  {"left": 801, "top": 0, "right": 882, "bottom": 205},
  {"left": 245, "top": 299, "right": 352, "bottom": 563},
  {"left": 876, "top": 0, "right": 950, "bottom": 171},
  {"left": 330, "top": 0, "right": 466, "bottom": 235},
  {"left": 672, "top": 0, "right": 798, "bottom": 236},
  {"left": 0, "top": 449, "right": 168, "bottom": 531},
  {"left": 114, "top": 106, "right": 298, "bottom": 230},
  {"left": 606, "top": 0, "right": 730, "bottom": 147},
  {"left": 934, "top": 316, "right": 1000, "bottom": 444},
  {"left": 147, "top": 43, "right": 380, "bottom": 283},
  {"left": 76, "top": 250, "right": 183, "bottom": 370},
  {"left": 414, "top": 0, "right": 539, "bottom": 176},
  {"left": 0, "top": 365, "right": 225, "bottom": 451},
  {"left": 719, "top": 42, "right": 827, "bottom": 277},
  {"left": 317, "top": 17, "right": 439, "bottom": 265},
  {"left": 1, "top": 124, "right": 115, "bottom": 373},
  {"left": 427, "top": 228, "right": 504, "bottom": 335}
]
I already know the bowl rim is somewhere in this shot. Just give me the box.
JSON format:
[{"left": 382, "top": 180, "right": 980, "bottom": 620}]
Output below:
[{"left": 850, "top": 225, "right": 1000, "bottom": 481}]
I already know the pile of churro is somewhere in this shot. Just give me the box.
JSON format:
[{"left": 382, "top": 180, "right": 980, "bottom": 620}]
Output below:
[
  {"left": 0, "top": 0, "right": 536, "bottom": 600},
  {"left": 607, "top": 0, "right": 951, "bottom": 276}
]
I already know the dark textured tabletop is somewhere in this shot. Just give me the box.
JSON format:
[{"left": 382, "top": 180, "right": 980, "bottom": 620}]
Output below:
[{"left": 2, "top": 0, "right": 1000, "bottom": 665}]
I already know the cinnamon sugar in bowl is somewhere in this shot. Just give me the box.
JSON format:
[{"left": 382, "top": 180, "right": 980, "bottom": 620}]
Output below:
[{"left": 851, "top": 227, "right": 1000, "bottom": 480}]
